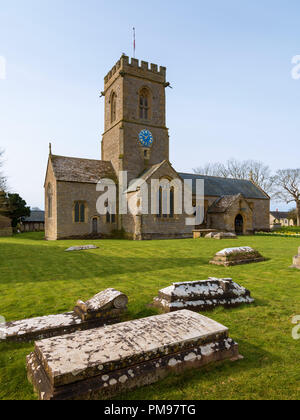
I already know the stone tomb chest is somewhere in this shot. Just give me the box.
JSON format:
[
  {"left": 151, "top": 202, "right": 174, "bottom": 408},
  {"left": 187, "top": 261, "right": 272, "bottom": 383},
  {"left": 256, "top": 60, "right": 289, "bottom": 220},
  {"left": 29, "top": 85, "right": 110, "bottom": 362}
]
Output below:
[
  {"left": 210, "top": 246, "right": 265, "bottom": 267},
  {"left": 1, "top": 289, "right": 128, "bottom": 343},
  {"left": 153, "top": 278, "right": 254, "bottom": 312},
  {"left": 27, "top": 310, "right": 241, "bottom": 400}
]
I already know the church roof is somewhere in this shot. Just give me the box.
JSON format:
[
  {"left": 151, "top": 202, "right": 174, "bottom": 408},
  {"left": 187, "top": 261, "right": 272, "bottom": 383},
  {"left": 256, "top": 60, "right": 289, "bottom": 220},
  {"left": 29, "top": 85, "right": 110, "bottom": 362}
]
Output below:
[
  {"left": 208, "top": 194, "right": 244, "bottom": 213},
  {"left": 51, "top": 155, "right": 116, "bottom": 184},
  {"left": 179, "top": 173, "right": 269, "bottom": 200}
]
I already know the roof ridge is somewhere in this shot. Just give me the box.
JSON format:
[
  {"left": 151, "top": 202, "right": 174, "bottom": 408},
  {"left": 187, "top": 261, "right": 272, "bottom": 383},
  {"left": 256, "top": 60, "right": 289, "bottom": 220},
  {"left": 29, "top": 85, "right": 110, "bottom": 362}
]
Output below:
[
  {"left": 179, "top": 172, "right": 252, "bottom": 182},
  {"left": 52, "top": 154, "right": 111, "bottom": 164}
]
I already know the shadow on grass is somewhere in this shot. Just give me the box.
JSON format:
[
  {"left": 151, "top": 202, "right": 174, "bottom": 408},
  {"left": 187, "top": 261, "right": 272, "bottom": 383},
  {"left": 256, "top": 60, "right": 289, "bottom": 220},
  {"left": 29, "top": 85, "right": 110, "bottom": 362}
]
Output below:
[
  {"left": 115, "top": 339, "right": 281, "bottom": 401},
  {"left": 0, "top": 243, "right": 209, "bottom": 285}
]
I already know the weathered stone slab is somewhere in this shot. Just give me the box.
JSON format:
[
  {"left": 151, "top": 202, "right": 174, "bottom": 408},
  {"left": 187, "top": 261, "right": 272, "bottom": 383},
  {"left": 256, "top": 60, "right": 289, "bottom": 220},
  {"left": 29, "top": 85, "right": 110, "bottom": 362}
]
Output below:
[
  {"left": 153, "top": 278, "right": 254, "bottom": 312},
  {"left": 213, "top": 232, "right": 238, "bottom": 240},
  {"left": 210, "top": 246, "right": 265, "bottom": 267},
  {"left": 27, "top": 310, "right": 241, "bottom": 400},
  {"left": 74, "top": 288, "right": 128, "bottom": 321},
  {"left": 205, "top": 232, "right": 237, "bottom": 239},
  {"left": 65, "top": 245, "right": 99, "bottom": 252},
  {"left": 1, "top": 289, "right": 128, "bottom": 343}
]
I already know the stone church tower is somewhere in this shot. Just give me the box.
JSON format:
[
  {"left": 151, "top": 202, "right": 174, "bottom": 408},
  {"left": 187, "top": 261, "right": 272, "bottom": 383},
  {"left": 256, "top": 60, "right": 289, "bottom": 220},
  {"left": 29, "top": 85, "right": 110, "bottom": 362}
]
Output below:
[{"left": 101, "top": 55, "right": 170, "bottom": 182}]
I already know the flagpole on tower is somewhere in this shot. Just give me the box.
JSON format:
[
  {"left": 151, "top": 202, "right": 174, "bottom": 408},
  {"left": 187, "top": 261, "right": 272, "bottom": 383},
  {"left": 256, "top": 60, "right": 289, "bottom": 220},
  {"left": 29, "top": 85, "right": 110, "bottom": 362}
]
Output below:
[{"left": 133, "top": 27, "right": 136, "bottom": 58}]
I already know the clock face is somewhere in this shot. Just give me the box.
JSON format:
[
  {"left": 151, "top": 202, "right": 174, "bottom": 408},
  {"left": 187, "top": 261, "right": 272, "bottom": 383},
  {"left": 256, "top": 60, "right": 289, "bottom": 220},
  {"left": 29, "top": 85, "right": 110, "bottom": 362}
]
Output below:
[{"left": 139, "top": 129, "right": 153, "bottom": 148}]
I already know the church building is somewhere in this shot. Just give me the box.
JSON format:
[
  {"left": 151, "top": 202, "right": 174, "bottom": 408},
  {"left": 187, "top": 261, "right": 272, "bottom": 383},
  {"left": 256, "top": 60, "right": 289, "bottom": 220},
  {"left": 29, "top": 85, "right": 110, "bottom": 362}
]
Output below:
[{"left": 44, "top": 55, "right": 270, "bottom": 240}]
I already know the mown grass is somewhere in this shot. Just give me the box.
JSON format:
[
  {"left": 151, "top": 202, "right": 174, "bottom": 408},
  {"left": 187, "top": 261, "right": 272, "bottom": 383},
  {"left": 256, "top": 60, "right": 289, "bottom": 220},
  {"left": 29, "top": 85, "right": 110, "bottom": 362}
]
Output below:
[{"left": 0, "top": 233, "right": 299, "bottom": 400}]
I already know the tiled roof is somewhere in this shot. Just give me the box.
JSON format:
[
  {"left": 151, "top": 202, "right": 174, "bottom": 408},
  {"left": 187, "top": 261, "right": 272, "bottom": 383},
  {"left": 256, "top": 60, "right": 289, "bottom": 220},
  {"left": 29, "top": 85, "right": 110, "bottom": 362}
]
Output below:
[
  {"left": 270, "top": 211, "right": 291, "bottom": 220},
  {"left": 208, "top": 194, "right": 243, "bottom": 213},
  {"left": 179, "top": 173, "right": 269, "bottom": 200},
  {"left": 23, "top": 210, "right": 45, "bottom": 223},
  {"left": 51, "top": 155, "right": 116, "bottom": 184}
]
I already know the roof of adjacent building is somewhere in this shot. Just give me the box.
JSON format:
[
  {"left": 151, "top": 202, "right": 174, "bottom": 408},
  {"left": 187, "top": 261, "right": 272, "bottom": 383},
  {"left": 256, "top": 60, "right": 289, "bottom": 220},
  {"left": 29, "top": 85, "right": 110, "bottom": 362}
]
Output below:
[
  {"left": 270, "top": 211, "right": 291, "bottom": 220},
  {"left": 179, "top": 173, "right": 269, "bottom": 200},
  {"left": 23, "top": 210, "right": 45, "bottom": 223},
  {"left": 208, "top": 194, "right": 244, "bottom": 213},
  {"left": 50, "top": 155, "right": 116, "bottom": 184}
]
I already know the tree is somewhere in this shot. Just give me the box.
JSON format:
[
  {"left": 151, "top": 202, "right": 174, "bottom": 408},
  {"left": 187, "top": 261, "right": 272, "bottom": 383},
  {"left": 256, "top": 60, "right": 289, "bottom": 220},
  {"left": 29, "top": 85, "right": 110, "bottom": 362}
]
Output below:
[
  {"left": 272, "top": 169, "right": 300, "bottom": 226},
  {"left": 5, "top": 193, "right": 30, "bottom": 227},
  {"left": 288, "top": 208, "right": 298, "bottom": 225},
  {"left": 193, "top": 158, "right": 272, "bottom": 194},
  {"left": 0, "top": 149, "right": 7, "bottom": 191}
]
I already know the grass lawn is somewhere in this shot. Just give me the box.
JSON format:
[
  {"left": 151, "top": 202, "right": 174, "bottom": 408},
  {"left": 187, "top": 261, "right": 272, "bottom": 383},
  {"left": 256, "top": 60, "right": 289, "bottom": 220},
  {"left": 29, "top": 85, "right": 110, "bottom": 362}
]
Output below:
[{"left": 0, "top": 232, "right": 299, "bottom": 400}]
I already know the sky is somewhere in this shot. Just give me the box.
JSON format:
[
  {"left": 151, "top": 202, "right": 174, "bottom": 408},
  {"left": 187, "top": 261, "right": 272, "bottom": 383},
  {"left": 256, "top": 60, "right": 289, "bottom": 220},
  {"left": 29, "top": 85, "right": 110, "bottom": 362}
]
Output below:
[{"left": 1, "top": 0, "right": 300, "bottom": 210}]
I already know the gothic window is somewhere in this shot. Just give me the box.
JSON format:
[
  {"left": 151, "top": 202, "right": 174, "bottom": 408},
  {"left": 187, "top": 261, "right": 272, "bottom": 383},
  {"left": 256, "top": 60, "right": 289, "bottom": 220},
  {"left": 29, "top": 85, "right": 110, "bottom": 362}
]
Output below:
[
  {"left": 74, "top": 201, "right": 86, "bottom": 223},
  {"left": 139, "top": 88, "right": 150, "bottom": 120},
  {"left": 158, "top": 187, "right": 174, "bottom": 219},
  {"left": 111, "top": 92, "right": 117, "bottom": 123},
  {"left": 47, "top": 184, "right": 53, "bottom": 218},
  {"left": 106, "top": 209, "right": 116, "bottom": 224}
]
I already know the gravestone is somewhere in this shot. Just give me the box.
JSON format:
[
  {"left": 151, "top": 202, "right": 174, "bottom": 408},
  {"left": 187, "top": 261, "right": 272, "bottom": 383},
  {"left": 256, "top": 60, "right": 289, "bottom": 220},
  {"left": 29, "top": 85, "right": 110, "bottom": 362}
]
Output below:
[
  {"left": 74, "top": 289, "right": 128, "bottom": 321},
  {"left": 291, "top": 247, "right": 300, "bottom": 269},
  {"left": 27, "top": 310, "right": 242, "bottom": 400},
  {"left": 210, "top": 246, "right": 265, "bottom": 267},
  {"left": 1, "top": 289, "right": 128, "bottom": 343},
  {"left": 65, "top": 245, "right": 99, "bottom": 252},
  {"left": 205, "top": 232, "right": 237, "bottom": 240},
  {"left": 153, "top": 278, "right": 254, "bottom": 312}
]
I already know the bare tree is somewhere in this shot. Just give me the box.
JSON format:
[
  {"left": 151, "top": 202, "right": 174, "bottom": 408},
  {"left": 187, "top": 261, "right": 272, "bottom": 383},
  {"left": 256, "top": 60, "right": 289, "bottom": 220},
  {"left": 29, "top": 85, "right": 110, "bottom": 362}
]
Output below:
[
  {"left": 0, "top": 149, "right": 7, "bottom": 191},
  {"left": 272, "top": 169, "right": 300, "bottom": 225},
  {"left": 193, "top": 162, "right": 227, "bottom": 177},
  {"left": 193, "top": 158, "right": 272, "bottom": 194}
]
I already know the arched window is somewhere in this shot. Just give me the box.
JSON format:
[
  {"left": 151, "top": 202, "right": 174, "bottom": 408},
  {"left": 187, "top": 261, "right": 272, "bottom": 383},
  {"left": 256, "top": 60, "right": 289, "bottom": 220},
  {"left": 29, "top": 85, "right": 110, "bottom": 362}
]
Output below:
[
  {"left": 74, "top": 201, "right": 86, "bottom": 223},
  {"left": 139, "top": 88, "right": 150, "bottom": 120},
  {"left": 106, "top": 207, "right": 116, "bottom": 224},
  {"left": 111, "top": 92, "right": 117, "bottom": 123},
  {"left": 47, "top": 184, "right": 53, "bottom": 218},
  {"left": 158, "top": 186, "right": 175, "bottom": 219}
]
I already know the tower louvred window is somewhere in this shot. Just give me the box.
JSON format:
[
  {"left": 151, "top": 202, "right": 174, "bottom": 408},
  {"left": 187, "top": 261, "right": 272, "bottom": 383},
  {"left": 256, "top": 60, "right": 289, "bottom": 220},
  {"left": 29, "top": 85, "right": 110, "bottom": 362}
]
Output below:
[{"left": 139, "top": 88, "right": 149, "bottom": 120}]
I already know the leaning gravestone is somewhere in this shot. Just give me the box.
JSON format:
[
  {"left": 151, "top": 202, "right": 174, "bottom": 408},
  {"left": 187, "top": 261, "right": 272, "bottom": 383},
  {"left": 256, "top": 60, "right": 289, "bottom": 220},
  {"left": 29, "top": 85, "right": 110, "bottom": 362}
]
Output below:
[
  {"left": 74, "top": 289, "right": 128, "bottom": 321},
  {"left": 153, "top": 278, "right": 254, "bottom": 312},
  {"left": 210, "top": 247, "right": 265, "bottom": 267},
  {"left": 27, "top": 310, "right": 242, "bottom": 400},
  {"left": 291, "top": 247, "right": 300, "bottom": 269},
  {"left": 0, "top": 289, "right": 128, "bottom": 343}
]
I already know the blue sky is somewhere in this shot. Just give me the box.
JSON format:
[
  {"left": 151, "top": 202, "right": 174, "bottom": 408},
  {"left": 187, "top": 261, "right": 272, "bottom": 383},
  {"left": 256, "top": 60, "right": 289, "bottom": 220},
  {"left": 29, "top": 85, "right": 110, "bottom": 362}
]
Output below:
[{"left": 1, "top": 0, "right": 300, "bottom": 210}]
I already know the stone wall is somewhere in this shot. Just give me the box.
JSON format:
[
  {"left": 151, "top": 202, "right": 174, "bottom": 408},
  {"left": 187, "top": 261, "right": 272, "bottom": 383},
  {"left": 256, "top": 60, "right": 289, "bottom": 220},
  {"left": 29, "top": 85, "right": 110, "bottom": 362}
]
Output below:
[
  {"left": 0, "top": 215, "right": 12, "bottom": 237},
  {"left": 55, "top": 181, "right": 116, "bottom": 240},
  {"left": 44, "top": 160, "right": 57, "bottom": 241}
]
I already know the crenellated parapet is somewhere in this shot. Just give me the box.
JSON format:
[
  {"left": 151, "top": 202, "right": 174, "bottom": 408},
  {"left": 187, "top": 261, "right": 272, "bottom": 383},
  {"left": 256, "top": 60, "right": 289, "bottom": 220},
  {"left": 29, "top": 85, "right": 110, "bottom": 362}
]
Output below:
[{"left": 104, "top": 55, "right": 166, "bottom": 87}]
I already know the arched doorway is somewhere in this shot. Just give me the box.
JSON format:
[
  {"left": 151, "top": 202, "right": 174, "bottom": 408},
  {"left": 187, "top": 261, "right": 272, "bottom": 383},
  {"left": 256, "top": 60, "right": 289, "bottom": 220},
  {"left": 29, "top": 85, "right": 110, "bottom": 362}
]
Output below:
[
  {"left": 92, "top": 217, "right": 98, "bottom": 234},
  {"left": 235, "top": 214, "right": 244, "bottom": 235}
]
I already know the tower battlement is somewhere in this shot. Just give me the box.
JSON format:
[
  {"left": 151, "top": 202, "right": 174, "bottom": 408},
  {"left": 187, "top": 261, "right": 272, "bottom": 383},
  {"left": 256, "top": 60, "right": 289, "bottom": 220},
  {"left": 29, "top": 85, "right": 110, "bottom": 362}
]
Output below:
[{"left": 104, "top": 55, "right": 166, "bottom": 87}]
